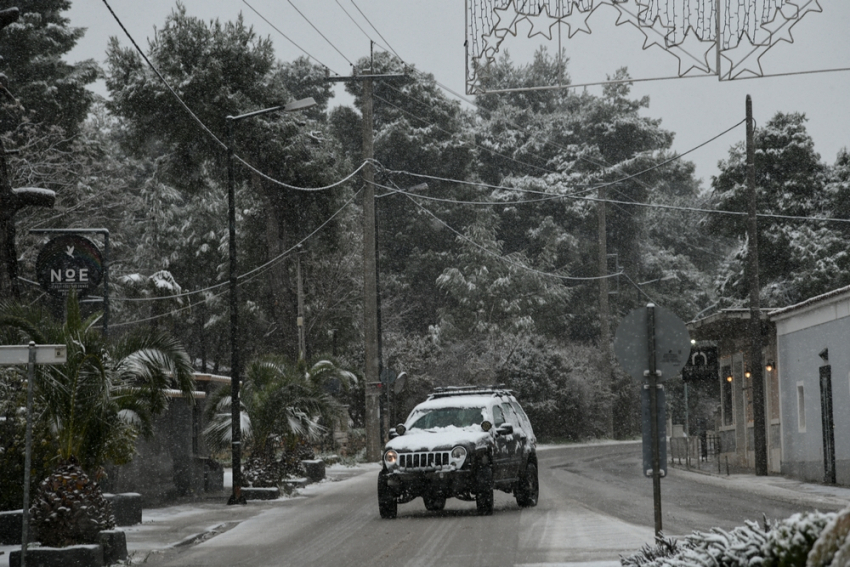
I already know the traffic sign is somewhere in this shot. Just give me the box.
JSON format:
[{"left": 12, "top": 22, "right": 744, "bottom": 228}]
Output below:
[
  {"left": 35, "top": 235, "right": 103, "bottom": 298},
  {"left": 0, "top": 344, "right": 67, "bottom": 365},
  {"left": 613, "top": 304, "right": 691, "bottom": 381}
]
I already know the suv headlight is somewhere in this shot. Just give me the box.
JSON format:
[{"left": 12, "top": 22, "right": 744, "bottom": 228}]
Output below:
[
  {"left": 450, "top": 446, "right": 467, "bottom": 469},
  {"left": 383, "top": 449, "right": 399, "bottom": 470}
]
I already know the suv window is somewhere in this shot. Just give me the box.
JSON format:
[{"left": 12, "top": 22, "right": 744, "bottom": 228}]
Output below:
[
  {"left": 492, "top": 405, "right": 505, "bottom": 426},
  {"left": 511, "top": 401, "right": 533, "bottom": 433},
  {"left": 502, "top": 402, "right": 519, "bottom": 426},
  {"left": 408, "top": 407, "right": 484, "bottom": 429}
]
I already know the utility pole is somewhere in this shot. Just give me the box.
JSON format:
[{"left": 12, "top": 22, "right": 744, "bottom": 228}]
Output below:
[
  {"left": 296, "top": 245, "right": 306, "bottom": 361},
  {"left": 598, "top": 187, "right": 614, "bottom": 439},
  {"left": 326, "top": 47, "right": 405, "bottom": 462},
  {"left": 746, "top": 95, "right": 768, "bottom": 476}
]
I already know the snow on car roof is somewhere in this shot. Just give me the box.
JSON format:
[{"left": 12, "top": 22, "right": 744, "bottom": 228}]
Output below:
[{"left": 412, "top": 394, "right": 506, "bottom": 411}]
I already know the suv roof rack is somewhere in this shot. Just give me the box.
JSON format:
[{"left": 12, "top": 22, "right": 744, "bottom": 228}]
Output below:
[{"left": 427, "top": 385, "right": 514, "bottom": 400}]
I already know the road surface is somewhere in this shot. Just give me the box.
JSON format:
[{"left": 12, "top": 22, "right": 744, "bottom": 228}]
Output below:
[{"left": 151, "top": 442, "right": 849, "bottom": 567}]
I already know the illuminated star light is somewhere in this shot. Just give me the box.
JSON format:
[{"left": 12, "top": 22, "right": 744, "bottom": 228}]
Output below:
[
  {"left": 668, "top": 26, "right": 714, "bottom": 76},
  {"left": 612, "top": 0, "right": 644, "bottom": 29},
  {"left": 492, "top": 0, "right": 522, "bottom": 38},
  {"left": 720, "top": 32, "right": 770, "bottom": 79},
  {"left": 759, "top": 9, "right": 797, "bottom": 45},
  {"left": 524, "top": 4, "right": 555, "bottom": 40},
  {"left": 786, "top": 0, "right": 823, "bottom": 20},
  {"left": 640, "top": 15, "right": 674, "bottom": 50},
  {"left": 556, "top": 1, "right": 595, "bottom": 38}
]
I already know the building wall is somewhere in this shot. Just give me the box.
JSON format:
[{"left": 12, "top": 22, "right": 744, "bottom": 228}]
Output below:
[
  {"left": 775, "top": 297, "right": 850, "bottom": 485},
  {"left": 715, "top": 341, "right": 780, "bottom": 474},
  {"left": 105, "top": 392, "right": 222, "bottom": 504}
]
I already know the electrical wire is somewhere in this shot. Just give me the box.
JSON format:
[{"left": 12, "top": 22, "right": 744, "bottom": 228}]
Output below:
[
  {"left": 242, "top": 0, "right": 334, "bottom": 71},
  {"left": 381, "top": 168, "right": 850, "bottom": 224},
  {"left": 111, "top": 189, "right": 361, "bottom": 308},
  {"left": 234, "top": 156, "right": 366, "bottom": 192},
  {"left": 102, "top": 0, "right": 363, "bottom": 194},
  {"left": 400, "top": 190, "right": 620, "bottom": 283},
  {"left": 348, "top": 0, "right": 405, "bottom": 63},
  {"left": 286, "top": 0, "right": 355, "bottom": 67}
]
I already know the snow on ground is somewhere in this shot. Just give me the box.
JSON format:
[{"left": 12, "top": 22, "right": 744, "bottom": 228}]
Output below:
[{"left": 2, "top": 444, "right": 848, "bottom": 567}]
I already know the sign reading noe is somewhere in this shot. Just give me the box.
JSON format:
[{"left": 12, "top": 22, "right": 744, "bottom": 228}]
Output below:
[{"left": 36, "top": 235, "right": 103, "bottom": 298}]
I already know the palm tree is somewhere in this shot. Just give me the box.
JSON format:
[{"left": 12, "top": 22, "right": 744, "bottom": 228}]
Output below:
[
  {"left": 0, "top": 292, "right": 196, "bottom": 471},
  {"left": 0, "top": 293, "right": 196, "bottom": 544},
  {"left": 204, "top": 356, "right": 356, "bottom": 483}
]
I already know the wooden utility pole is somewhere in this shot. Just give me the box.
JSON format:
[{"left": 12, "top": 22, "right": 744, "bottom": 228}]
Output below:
[
  {"left": 326, "top": 54, "right": 404, "bottom": 462},
  {"left": 746, "top": 95, "right": 768, "bottom": 476},
  {"left": 598, "top": 187, "right": 614, "bottom": 438},
  {"left": 296, "top": 245, "right": 306, "bottom": 361}
]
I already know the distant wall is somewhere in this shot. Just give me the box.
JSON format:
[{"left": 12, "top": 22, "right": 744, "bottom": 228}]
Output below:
[
  {"left": 774, "top": 294, "right": 850, "bottom": 486},
  {"left": 106, "top": 379, "right": 226, "bottom": 504}
]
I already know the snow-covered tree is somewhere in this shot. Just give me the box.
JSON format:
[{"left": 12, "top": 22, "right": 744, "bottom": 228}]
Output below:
[{"left": 710, "top": 112, "right": 850, "bottom": 307}]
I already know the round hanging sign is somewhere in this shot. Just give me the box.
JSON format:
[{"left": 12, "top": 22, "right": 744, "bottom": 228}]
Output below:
[{"left": 36, "top": 235, "right": 103, "bottom": 298}]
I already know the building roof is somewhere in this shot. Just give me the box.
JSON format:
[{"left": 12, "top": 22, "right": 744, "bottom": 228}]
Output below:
[
  {"left": 687, "top": 308, "right": 770, "bottom": 341},
  {"left": 768, "top": 284, "right": 850, "bottom": 320}
]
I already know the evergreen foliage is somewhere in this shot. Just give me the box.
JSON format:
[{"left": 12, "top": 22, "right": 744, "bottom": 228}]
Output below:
[{"left": 0, "top": 0, "right": 98, "bottom": 137}]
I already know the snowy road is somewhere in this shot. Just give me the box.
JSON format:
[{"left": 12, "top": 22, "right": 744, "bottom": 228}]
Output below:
[{"left": 133, "top": 441, "right": 850, "bottom": 566}]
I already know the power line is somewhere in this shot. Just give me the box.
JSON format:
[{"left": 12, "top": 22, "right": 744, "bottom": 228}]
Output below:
[
  {"left": 381, "top": 168, "right": 850, "bottom": 224},
  {"left": 348, "top": 0, "right": 405, "bottom": 63},
  {"left": 286, "top": 0, "right": 355, "bottom": 67},
  {"left": 242, "top": 0, "right": 334, "bottom": 72},
  {"left": 103, "top": 0, "right": 362, "bottom": 194},
  {"left": 400, "top": 190, "right": 620, "bottom": 283},
  {"left": 110, "top": 191, "right": 361, "bottom": 322}
]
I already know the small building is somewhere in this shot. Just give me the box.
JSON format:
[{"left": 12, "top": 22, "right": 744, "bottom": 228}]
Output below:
[
  {"left": 687, "top": 309, "right": 780, "bottom": 473},
  {"left": 105, "top": 373, "right": 229, "bottom": 504},
  {"left": 770, "top": 285, "right": 850, "bottom": 485}
]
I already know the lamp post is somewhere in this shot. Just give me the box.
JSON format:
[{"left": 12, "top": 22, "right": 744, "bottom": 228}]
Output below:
[{"left": 225, "top": 97, "right": 316, "bottom": 505}]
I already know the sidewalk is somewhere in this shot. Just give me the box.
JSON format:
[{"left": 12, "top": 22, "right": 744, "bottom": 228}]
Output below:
[
  {"left": 0, "top": 463, "right": 374, "bottom": 566},
  {"left": 669, "top": 457, "right": 850, "bottom": 511}
]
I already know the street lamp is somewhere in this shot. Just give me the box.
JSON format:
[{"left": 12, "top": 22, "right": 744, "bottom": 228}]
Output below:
[{"left": 226, "top": 97, "right": 316, "bottom": 505}]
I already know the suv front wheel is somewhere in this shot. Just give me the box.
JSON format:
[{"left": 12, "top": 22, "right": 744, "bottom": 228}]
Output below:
[
  {"left": 475, "top": 465, "right": 494, "bottom": 516},
  {"left": 378, "top": 472, "right": 397, "bottom": 519}
]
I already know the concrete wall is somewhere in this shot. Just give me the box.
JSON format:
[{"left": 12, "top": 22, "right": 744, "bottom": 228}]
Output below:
[
  {"left": 106, "top": 389, "right": 223, "bottom": 504},
  {"left": 774, "top": 293, "right": 850, "bottom": 485}
]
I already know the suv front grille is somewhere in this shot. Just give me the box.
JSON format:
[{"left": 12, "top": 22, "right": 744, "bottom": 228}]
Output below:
[{"left": 398, "top": 451, "right": 451, "bottom": 471}]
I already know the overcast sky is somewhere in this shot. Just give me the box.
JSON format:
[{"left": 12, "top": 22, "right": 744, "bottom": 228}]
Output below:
[{"left": 65, "top": 0, "right": 850, "bottom": 187}]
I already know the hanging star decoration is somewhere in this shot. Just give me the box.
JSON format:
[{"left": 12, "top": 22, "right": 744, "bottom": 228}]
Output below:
[
  {"left": 667, "top": 25, "right": 715, "bottom": 75},
  {"left": 466, "top": 0, "right": 825, "bottom": 93},
  {"left": 720, "top": 31, "right": 771, "bottom": 79}
]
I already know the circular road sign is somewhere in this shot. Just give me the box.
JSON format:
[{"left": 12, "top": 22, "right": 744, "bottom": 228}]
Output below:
[
  {"left": 613, "top": 304, "right": 691, "bottom": 382},
  {"left": 36, "top": 235, "right": 103, "bottom": 298}
]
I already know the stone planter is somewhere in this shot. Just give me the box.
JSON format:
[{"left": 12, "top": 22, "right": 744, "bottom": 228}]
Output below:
[
  {"left": 302, "top": 459, "right": 326, "bottom": 483},
  {"left": 0, "top": 509, "right": 22, "bottom": 545},
  {"left": 241, "top": 487, "right": 279, "bottom": 500},
  {"left": 104, "top": 492, "right": 142, "bottom": 526},
  {"left": 10, "top": 544, "right": 104, "bottom": 567},
  {"left": 99, "top": 529, "right": 128, "bottom": 564},
  {"left": 7, "top": 529, "right": 126, "bottom": 567}
]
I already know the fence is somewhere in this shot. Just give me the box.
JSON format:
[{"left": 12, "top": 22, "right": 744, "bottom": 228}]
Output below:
[{"left": 669, "top": 433, "right": 728, "bottom": 474}]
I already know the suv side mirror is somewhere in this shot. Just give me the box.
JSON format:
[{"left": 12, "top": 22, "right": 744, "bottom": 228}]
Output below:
[{"left": 496, "top": 423, "right": 514, "bottom": 436}]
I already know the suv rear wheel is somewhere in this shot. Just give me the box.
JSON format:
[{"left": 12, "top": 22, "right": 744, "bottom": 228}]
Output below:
[
  {"left": 515, "top": 461, "right": 539, "bottom": 507},
  {"left": 378, "top": 472, "right": 397, "bottom": 519},
  {"left": 475, "top": 465, "right": 494, "bottom": 516}
]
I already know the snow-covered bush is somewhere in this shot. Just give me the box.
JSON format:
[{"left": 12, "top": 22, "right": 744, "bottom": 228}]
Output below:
[
  {"left": 807, "top": 508, "right": 850, "bottom": 567},
  {"left": 763, "top": 512, "right": 834, "bottom": 567},
  {"left": 621, "top": 511, "right": 838, "bottom": 567}
]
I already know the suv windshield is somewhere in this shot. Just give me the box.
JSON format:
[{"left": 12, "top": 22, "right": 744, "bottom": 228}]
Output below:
[{"left": 408, "top": 407, "right": 485, "bottom": 430}]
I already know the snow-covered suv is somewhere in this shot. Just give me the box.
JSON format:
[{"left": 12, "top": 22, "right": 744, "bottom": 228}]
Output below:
[{"left": 377, "top": 386, "right": 538, "bottom": 518}]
